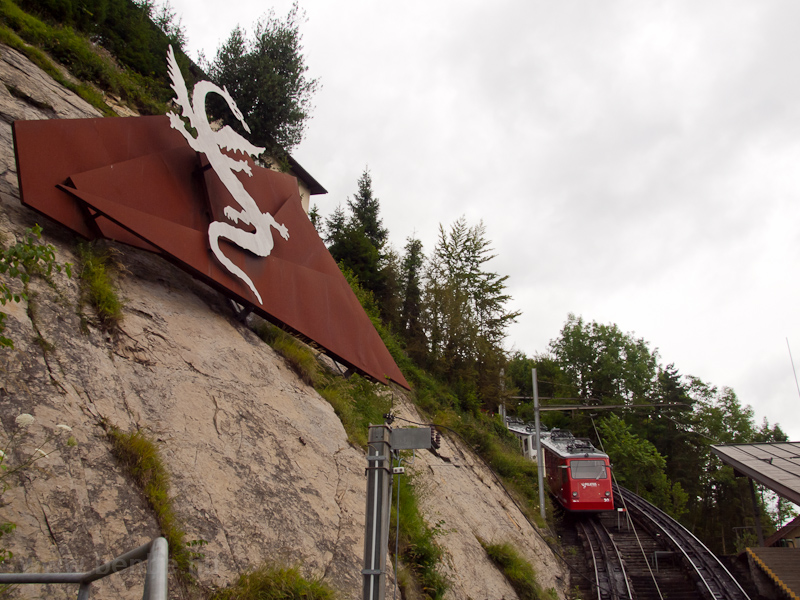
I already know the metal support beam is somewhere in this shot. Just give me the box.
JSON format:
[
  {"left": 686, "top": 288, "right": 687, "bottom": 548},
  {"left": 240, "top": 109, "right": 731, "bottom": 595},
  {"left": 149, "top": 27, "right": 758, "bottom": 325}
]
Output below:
[
  {"left": 363, "top": 425, "right": 391, "bottom": 600},
  {"left": 748, "top": 478, "right": 765, "bottom": 546}
]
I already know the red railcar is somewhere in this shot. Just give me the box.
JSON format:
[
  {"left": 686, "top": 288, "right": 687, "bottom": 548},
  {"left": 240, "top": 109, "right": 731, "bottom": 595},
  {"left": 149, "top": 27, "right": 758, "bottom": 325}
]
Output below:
[{"left": 541, "top": 429, "right": 614, "bottom": 512}]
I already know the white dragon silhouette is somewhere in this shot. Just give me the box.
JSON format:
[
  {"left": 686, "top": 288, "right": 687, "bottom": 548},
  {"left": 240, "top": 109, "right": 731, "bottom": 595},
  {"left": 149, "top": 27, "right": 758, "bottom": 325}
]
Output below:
[{"left": 166, "top": 45, "right": 289, "bottom": 305}]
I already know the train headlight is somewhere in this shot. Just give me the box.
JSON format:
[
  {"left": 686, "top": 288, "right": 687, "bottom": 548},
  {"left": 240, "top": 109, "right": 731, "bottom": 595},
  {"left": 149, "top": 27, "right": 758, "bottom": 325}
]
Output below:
[
  {"left": 605, "top": 492, "right": 610, "bottom": 497},
  {"left": 572, "top": 492, "right": 578, "bottom": 497}
]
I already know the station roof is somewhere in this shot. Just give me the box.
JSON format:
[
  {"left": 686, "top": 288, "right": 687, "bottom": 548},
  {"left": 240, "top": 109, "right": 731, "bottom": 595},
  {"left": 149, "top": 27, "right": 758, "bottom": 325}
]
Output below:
[
  {"left": 710, "top": 442, "right": 800, "bottom": 506},
  {"left": 746, "top": 547, "right": 800, "bottom": 600}
]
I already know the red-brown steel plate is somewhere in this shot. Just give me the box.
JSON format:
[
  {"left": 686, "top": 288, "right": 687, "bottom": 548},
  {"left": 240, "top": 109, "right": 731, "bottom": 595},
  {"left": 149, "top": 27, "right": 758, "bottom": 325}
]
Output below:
[{"left": 13, "top": 115, "right": 409, "bottom": 389}]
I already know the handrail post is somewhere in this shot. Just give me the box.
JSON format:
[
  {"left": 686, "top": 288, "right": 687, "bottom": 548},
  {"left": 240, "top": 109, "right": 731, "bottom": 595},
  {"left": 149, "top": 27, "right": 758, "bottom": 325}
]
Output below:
[
  {"left": 143, "top": 537, "right": 169, "bottom": 600},
  {"left": 77, "top": 582, "right": 91, "bottom": 600}
]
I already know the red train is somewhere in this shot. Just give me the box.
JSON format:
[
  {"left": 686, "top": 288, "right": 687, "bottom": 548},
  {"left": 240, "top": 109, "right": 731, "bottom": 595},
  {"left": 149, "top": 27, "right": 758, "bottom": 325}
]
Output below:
[{"left": 541, "top": 429, "right": 614, "bottom": 512}]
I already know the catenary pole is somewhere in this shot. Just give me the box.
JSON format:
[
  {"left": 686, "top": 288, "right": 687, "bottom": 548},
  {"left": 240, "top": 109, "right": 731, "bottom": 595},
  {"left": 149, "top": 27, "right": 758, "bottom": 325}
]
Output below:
[
  {"left": 363, "top": 425, "right": 391, "bottom": 600},
  {"left": 533, "top": 368, "right": 546, "bottom": 521}
]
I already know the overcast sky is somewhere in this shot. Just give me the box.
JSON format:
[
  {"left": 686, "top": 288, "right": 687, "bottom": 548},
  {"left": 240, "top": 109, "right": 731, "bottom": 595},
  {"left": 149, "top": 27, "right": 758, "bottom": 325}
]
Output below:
[{"left": 169, "top": 0, "right": 800, "bottom": 440}]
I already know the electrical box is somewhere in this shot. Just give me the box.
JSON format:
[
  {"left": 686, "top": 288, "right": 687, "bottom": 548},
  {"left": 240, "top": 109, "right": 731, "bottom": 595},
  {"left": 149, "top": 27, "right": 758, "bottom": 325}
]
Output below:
[{"left": 391, "top": 427, "right": 433, "bottom": 450}]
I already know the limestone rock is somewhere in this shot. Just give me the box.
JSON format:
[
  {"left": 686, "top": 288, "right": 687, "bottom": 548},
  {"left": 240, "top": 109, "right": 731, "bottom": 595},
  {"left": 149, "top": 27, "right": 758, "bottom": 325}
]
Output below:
[{"left": 0, "top": 42, "right": 568, "bottom": 600}]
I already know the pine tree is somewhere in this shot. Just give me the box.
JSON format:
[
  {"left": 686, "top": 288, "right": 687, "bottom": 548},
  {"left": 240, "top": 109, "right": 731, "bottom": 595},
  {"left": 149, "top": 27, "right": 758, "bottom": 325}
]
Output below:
[
  {"left": 347, "top": 168, "right": 387, "bottom": 250},
  {"left": 400, "top": 237, "right": 426, "bottom": 361}
]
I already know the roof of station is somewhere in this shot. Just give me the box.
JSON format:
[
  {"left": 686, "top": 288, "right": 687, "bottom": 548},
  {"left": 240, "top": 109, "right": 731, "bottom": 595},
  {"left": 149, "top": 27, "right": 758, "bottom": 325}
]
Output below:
[{"left": 710, "top": 442, "right": 800, "bottom": 506}]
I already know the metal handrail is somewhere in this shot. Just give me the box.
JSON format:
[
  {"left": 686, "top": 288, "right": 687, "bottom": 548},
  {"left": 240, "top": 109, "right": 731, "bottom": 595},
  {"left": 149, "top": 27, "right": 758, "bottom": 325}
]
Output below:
[{"left": 0, "top": 536, "right": 168, "bottom": 599}]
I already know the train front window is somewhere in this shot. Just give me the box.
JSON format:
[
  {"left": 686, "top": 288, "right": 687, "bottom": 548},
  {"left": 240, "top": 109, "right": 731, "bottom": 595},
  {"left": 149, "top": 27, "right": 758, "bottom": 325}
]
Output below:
[{"left": 570, "top": 460, "right": 607, "bottom": 479}]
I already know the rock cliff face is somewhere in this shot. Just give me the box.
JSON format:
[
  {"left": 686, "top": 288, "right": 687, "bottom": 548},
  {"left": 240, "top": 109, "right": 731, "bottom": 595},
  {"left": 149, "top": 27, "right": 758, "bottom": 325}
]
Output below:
[{"left": 0, "top": 44, "right": 567, "bottom": 599}]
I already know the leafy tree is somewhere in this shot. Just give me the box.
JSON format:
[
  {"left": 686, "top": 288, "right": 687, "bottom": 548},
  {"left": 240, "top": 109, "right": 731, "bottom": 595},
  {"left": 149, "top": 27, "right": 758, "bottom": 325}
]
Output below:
[
  {"left": 504, "top": 351, "right": 575, "bottom": 427},
  {"left": 423, "top": 218, "right": 519, "bottom": 405},
  {"left": 676, "top": 378, "right": 788, "bottom": 553},
  {"left": 308, "top": 205, "right": 322, "bottom": 231},
  {"left": 151, "top": 1, "right": 186, "bottom": 49},
  {"left": 597, "top": 414, "right": 688, "bottom": 519},
  {"left": 207, "top": 2, "right": 318, "bottom": 154},
  {"left": 549, "top": 314, "right": 658, "bottom": 404}
]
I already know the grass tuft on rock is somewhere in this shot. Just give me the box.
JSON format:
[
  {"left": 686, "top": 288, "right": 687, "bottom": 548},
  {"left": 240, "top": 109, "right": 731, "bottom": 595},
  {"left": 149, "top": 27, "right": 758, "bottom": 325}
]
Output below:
[
  {"left": 479, "top": 539, "right": 551, "bottom": 600},
  {"left": 107, "top": 426, "right": 195, "bottom": 582},
  {"left": 390, "top": 472, "right": 449, "bottom": 600},
  {"left": 211, "top": 564, "right": 336, "bottom": 600},
  {"left": 254, "top": 321, "right": 319, "bottom": 386},
  {"left": 77, "top": 242, "right": 123, "bottom": 330}
]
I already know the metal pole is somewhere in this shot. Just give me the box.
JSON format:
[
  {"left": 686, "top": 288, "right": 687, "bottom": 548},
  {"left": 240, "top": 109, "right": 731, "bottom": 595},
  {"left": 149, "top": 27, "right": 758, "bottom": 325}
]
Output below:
[
  {"left": 363, "top": 425, "right": 391, "bottom": 600},
  {"left": 533, "top": 368, "right": 545, "bottom": 521},
  {"left": 143, "top": 537, "right": 169, "bottom": 600},
  {"left": 748, "top": 479, "right": 765, "bottom": 546}
]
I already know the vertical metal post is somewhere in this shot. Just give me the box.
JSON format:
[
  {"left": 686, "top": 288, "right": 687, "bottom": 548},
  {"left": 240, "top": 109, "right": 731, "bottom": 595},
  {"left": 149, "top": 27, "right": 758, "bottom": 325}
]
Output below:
[
  {"left": 748, "top": 478, "right": 765, "bottom": 546},
  {"left": 143, "top": 537, "right": 169, "bottom": 600},
  {"left": 533, "top": 368, "right": 546, "bottom": 521},
  {"left": 77, "top": 583, "right": 91, "bottom": 600},
  {"left": 363, "top": 425, "right": 391, "bottom": 600}
]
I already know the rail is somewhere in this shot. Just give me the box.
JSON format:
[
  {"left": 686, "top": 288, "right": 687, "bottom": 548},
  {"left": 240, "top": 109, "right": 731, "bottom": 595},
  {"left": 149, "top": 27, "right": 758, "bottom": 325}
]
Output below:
[
  {"left": 0, "top": 536, "right": 168, "bottom": 600},
  {"left": 615, "top": 486, "right": 749, "bottom": 600},
  {"left": 577, "top": 517, "right": 633, "bottom": 600}
]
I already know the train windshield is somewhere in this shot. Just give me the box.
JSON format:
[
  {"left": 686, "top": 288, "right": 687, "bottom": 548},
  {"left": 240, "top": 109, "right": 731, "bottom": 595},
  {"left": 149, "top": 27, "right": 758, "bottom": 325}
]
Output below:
[{"left": 570, "top": 460, "right": 607, "bottom": 480}]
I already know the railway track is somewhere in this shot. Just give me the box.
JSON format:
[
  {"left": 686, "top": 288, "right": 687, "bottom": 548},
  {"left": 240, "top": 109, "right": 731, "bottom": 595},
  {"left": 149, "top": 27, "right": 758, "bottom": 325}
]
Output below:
[
  {"left": 575, "top": 516, "right": 632, "bottom": 600},
  {"left": 560, "top": 487, "right": 751, "bottom": 600},
  {"left": 615, "top": 486, "right": 750, "bottom": 600}
]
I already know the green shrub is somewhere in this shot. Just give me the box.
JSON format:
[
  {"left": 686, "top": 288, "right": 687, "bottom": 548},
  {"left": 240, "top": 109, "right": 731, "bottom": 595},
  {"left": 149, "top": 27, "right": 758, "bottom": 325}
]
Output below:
[
  {"left": 0, "top": 0, "right": 167, "bottom": 114},
  {"left": 211, "top": 565, "right": 336, "bottom": 600},
  {"left": 254, "top": 321, "right": 319, "bottom": 386},
  {"left": 316, "top": 373, "right": 391, "bottom": 449},
  {"left": 0, "top": 224, "right": 71, "bottom": 347},
  {"left": 107, "top": 427, "right": 196, "bottom": 581},
  {"left": 77, "top": 242, "right": 123, "bottom": 330},
  {"left": 390, "top": 472, "right": 449, "bottom": 600},
  {"left": 479, "top": 539, "right": 547, "bottom": 600}
]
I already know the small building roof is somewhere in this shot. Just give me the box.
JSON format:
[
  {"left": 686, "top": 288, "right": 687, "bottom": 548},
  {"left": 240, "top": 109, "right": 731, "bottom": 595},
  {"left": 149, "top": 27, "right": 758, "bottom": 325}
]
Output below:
[
  {"left": 286, "top": 154, "right": 327, "bottom": 196},
  {"left": 710, "top": 442, "right": 800, "bottom": 506},
  {"left": 765, "top": 515, "right": 800, "bottom": 548}
]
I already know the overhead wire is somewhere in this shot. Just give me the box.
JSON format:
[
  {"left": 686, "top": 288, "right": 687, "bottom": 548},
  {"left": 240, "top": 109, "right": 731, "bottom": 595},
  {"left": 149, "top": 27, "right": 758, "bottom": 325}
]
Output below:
[{"left": 590, "top": 416, "right": 664, "bottom": 600}]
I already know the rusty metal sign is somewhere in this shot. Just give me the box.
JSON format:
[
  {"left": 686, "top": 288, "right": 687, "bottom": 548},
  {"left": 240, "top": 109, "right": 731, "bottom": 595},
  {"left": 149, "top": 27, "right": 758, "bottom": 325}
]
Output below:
[{"left": 12, "top": 53, "right": 409, "bottom": 389}]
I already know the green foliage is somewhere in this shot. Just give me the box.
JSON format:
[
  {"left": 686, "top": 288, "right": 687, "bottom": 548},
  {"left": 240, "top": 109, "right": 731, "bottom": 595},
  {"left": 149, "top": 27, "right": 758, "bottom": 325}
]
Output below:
[
  {"left": 347, "top": 168, "right": 388, "bottom": 250},
  {"left": 0, "top": 224, "right": 71, "bottom": 348},
  {"left": 423, "top": 217, "right": 519, "bottom": 401},
  {"left": 390, "top": 472, "right": 449, "bottom": 600},
  {"left": 400, "top": 237, "right": 425, "bottom": 361},
  {"left": 206, "top": 2, "right": 318, "bottom": 153},
  {"left": 549, "top": 313, "right": 658, "bottom": 404},
  {"left": 107, "top": 426, "right": 197, "bottom": 582},
  {"left": 0, "top": 0, "right": 175, "bottom": 114},
  {"left": 479, "top": 539, "right": 549, "bottom": 600},
  {"left": 12, "top": 0, "right": 188, "bottom": 92},
  {"left": 211, "top": 564, "right": 336, "bottom": 600},
  {"left": 316, "top": 373, "right": 391, "bottom": 449},
  {"left": 76, "top": 242, "right": 123, "bottom": 330},
  {"left": 254, "top": 321, "right": 319, "bottom": 386},
  {"left": 324, "top": 169, "right": 406, "bottom": 327},
  {"left": 596, "top": 414, "right": 688, "bottom": 520}
]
